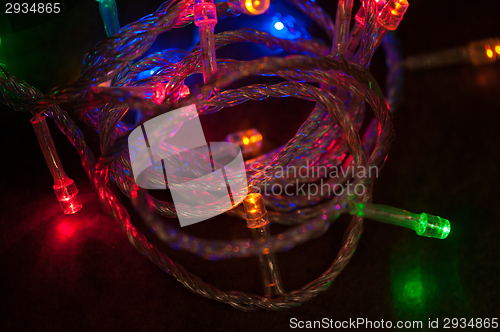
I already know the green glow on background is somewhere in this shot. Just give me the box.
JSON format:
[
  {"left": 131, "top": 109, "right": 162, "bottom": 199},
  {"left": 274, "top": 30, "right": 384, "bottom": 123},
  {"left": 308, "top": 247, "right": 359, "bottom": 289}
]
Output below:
[
  {"left": 392, "top": 264, "right": 429, "bottom": 315},
  {"left": 390, "top": 220, "right": 472, "bottom": 323},
  {"left": 402, "top": 274, "right": 424, "bottom": 304}
]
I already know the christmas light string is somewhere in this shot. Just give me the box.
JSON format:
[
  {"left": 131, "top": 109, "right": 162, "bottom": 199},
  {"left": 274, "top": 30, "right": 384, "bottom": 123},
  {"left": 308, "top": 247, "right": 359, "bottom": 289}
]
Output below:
[
  {"left": 31, "top": 114, "right": 83, "bottom": 215},
  {"left": 0, "top": 0, "right": 452, "bottom": 311},
  {"left": 405, "top": 37, "right": 500, "bottom": 71}
]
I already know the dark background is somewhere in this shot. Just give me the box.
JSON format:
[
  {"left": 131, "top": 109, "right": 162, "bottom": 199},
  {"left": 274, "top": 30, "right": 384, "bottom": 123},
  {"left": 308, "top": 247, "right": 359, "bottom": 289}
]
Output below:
[{"left": 1, "top": 0, "right": 499, "bottom": 330}]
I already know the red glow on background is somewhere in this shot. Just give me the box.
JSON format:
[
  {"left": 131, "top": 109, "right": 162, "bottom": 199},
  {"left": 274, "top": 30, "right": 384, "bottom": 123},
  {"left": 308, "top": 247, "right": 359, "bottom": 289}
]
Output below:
[{"left": 57, "top": 221, "right": 76, "bottom": 240}]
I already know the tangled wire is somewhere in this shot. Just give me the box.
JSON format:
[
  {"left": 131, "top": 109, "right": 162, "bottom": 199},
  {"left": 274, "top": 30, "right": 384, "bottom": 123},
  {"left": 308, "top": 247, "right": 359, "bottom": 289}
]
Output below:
[{"left": 0, "top": 0, "right": 405, "bottom": 311}]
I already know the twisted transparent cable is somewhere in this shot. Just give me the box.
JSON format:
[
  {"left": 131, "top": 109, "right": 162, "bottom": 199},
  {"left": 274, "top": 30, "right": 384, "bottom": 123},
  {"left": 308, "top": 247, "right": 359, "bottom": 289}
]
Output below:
[{"left": 0, "top": 0, "right": 405, "bottom": 310}]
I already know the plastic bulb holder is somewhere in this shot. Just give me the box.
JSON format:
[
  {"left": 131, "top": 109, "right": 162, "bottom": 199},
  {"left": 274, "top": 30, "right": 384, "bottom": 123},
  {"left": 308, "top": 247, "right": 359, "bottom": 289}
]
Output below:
[
  {"left": 350, "top": 202, "right": 450, "bottom": 239},
  {"left": 31, "top": 114, "right": 82, "bottom": 215},
  {"left": 54, "top": 178, "right": 83, "bottom": 215},
  {"left": 242, "top": 193, "right": 284, "bottom": 298},
  {"left": 96, "top": 0, "right": 120, "bottom": 37},
  {"left": 334, "top": 0, "right": 354, "bottom": 54},
  {"left": 355, "top": 0, "right": 386, "bottom": 26},
  {"left": 194, "top": 0, "right": 218, "bottom": 83}
]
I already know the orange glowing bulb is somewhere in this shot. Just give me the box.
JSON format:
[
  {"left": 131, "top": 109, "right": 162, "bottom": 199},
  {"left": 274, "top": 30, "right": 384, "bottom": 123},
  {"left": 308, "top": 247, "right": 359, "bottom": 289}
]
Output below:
[
  {"left": 244, "top": 0, "right": 269, "bottom": 15},
  {"left": 486, "top": 48, "right": 494, "bottom": 59},
  {"left": 378, "top": 0, "right": 409, "bottom": 31},
  {"left": 243, "top": 193, "right": 268, "bottom": 228},
  {"left": 495, "top": 45, "right": 500, "bottom": 55},
  {"left": 225, "top": 128, "right": 262, "bottom": 155}
]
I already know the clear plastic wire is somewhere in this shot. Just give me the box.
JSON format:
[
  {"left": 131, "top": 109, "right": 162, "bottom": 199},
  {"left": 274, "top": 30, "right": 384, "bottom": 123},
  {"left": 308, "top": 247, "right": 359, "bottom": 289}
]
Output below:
[{"left": 0, "top": 0, "right": 408, "bottom": 311}]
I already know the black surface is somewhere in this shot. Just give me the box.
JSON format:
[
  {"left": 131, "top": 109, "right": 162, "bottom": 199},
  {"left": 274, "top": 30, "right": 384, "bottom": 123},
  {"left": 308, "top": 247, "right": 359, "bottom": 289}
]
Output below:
[{"left": 1, "top": 0, "right": 500, "bottom": 331}]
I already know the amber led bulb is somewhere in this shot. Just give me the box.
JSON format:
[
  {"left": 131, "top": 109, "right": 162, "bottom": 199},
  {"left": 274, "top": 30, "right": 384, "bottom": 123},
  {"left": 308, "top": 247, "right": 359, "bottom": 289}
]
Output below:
[{"left": 243, "top": 193, "right": 284, "bottom": 297}]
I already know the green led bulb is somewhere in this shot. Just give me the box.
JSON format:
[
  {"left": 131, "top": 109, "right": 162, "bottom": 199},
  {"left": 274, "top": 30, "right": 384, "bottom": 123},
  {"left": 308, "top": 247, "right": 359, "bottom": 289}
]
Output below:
[
  {"left": 349, "top": 202, "right": 451, "bottom": 240},
  {"left": 416, "top": 213, "right": 451, "bottom": 239}
]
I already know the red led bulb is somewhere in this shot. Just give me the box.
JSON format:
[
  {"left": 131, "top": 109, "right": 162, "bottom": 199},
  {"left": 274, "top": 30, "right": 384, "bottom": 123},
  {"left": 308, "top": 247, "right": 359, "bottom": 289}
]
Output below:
[
  {"left": 31, "top": 114, "right": 83, "bottom": 215},
  {"left": 53, "top": 178, "right": 83, "bottom": 215}
]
